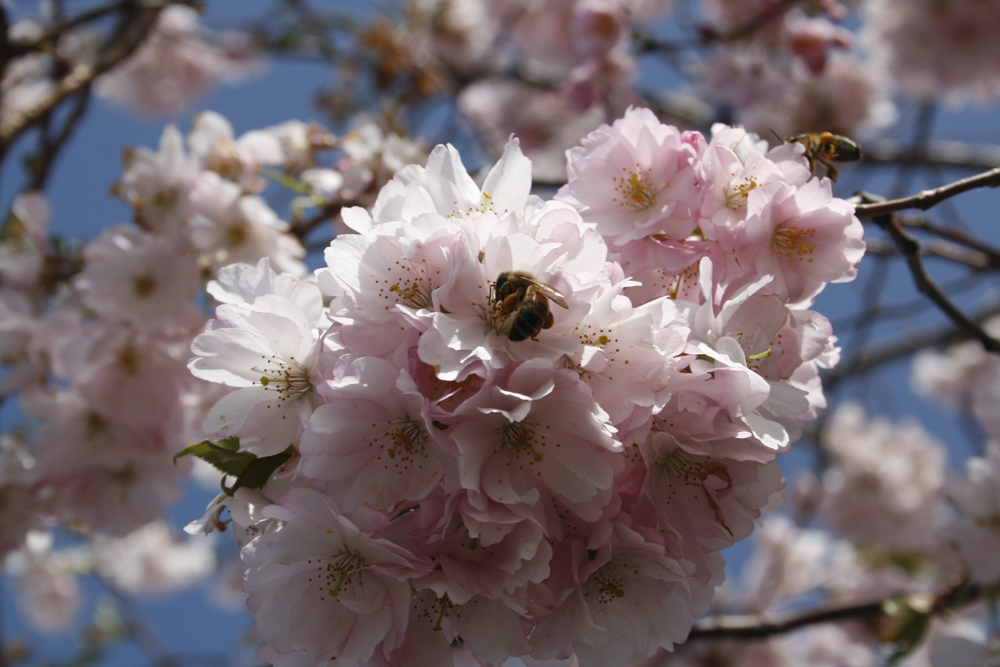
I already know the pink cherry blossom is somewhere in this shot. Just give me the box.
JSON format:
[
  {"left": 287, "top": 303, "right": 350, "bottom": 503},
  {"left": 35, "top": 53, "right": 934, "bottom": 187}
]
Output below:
[
  {"left": 74, "top": 225, "right": 201, "bottom": 329},
  {"left": 299, "top": 356, "right": 454, "bottom": 511},
  {"left": 735, "top": 178, "right": 865, "bottom": 304},
  {"left": 96, "top": 5, "right": 261, "bottom": 116},
  {"left": 190, "top": 294, "right": 323, "bottom": 457},
  {"left": 113, "top": 124, "right": 200, "bottom": 239},
  {"left": 943, "top": 445, "right": 1000, "bottom": 583},
  {"left": 243, "top": 487, "right": 430, "bottom": 667},
  {"left": 557, "top": 107, "right": 701, "bottom": 245}
]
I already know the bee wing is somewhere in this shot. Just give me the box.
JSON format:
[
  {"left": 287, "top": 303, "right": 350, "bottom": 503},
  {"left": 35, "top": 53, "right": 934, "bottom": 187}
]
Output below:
[{"left": 531, "top": 280, "right": 569, "bottom": 309}]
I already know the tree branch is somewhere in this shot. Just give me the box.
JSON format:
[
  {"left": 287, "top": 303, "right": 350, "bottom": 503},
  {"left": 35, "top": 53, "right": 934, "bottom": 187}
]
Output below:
[
  {"left": 862, "top": 139, "right": 1000, "bottom": 171},
  {"left": 853, "top": 167, "right": 1000, "bottom": 219},
  {"left": 826, "top": 301, "right": 1000, "bottom": 386},
  {"left": 0, "top": 2, "right": 164, "bottom": 151},
  {"left": 868, "top": 209, "right": 1000, "bottom": 354}
]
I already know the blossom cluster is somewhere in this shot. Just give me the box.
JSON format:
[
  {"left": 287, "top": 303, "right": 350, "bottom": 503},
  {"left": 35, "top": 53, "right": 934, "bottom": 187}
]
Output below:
[
  {"left": 0, "top": 101, "right": 431, "bottom": 635},
  {"left": 188, "top": 107, "right": 864, "bottom": 666},
  {"left": 0, "top": 109, "right": 417, "bottom": 548}
]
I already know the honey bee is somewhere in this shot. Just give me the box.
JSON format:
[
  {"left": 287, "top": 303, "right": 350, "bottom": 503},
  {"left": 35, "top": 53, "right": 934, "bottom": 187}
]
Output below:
[
  {"left": 491, "top": 271, "right": 569, "bottom": 342},
  {"left": 786, "top": 131, "right": 862, "bottom": 182}
]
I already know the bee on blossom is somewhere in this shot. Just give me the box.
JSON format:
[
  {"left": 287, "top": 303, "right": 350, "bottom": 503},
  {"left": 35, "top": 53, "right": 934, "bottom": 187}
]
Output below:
[
  {"left": 786, "top": 131, "right": 862, "bottom": 181},
  {"left": 490, "top": 271, "right": 569, "bottom": 342}
]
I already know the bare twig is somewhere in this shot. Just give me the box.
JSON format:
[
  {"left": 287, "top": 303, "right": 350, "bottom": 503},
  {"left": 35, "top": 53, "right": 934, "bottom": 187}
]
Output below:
[
  {"left": 288, "top": 201, "right": 343, "bottom": 240},
  {"left": 686, "top": 598, "right": 887, "bottom": 641},
  {"left": 826, "top": 302, "right": 1000, "bottom": 386},
  {"left": 0, "top": 2, "right": 164, "bottom": 151},
  {"left": 863, "top": 139, "right": 1000, "bottom": 171},
  {"left": 897, "top": 213, "right": 1000, "bottom": 269},
  {"left": 97, "top": 577, "right": 178, "bottom": 667},
  {"left": 853, "top": 167, "right": 1000, "bottom": 219},
  {"left": 868, "top": 209, "right": 1000, "bottom": 354},
  {"left": 1, "top": 0, "right": 137, "bottom": 59},
  {"left": 27, "top": 86, "right": 92, "bottom": 189}
]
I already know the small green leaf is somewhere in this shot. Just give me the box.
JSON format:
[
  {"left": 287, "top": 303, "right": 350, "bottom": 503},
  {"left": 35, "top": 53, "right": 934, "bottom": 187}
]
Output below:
[
  {"left": 230, "top": 449, "right": 293, "bottom": 494},
  {"left": 174, "top": 438, "right": 254, "bottom": 477}
]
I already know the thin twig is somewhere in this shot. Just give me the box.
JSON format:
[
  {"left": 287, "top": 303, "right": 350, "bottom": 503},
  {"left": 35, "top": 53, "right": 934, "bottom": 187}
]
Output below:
[
  {"left": 897, "top": 213, "right": 1000, "bottom": 269},
  {"left": 27, "top": 85, "right": 92, "bottom": 190},
  {"left": 1, "top": 0, "right": 137, "bottom": 59},
  {"left": 826, "top": 302, "right": 1000, "bottom": 386},
  {"left": 686, "top": 598, "right": 886, "bottom": 641},
  {"left": 862, "top": 139, "right": 1000, "bottom": 171},
  {"left": 869, "top": 210, "right": 1000, "bottom": 354},
  {"left": 97, "top": 577, "right": 178, "bottom": 667},
  {"left": 853, "top": 167, "right": 1000, "bottom": 219},
  {"left": 0, "top": 2, "right": 164, "bottom": 150}
]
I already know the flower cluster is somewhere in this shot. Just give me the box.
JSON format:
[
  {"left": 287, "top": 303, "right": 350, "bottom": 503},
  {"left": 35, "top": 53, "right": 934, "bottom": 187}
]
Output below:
[
  {"left": 693, "top": 5, "right": 895, "bottom": 138},
  {"left": 190, "top": 107, "right": 864, "bottom": 666},
  {"left": 861, "top": 0, "right": 1000, "bottom": 104}
]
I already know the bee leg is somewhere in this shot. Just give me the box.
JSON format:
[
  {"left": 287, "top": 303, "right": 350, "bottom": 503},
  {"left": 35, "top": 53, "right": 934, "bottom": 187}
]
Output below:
[
  {"left": 818, "top": 158, "right": 839, "bottom": 182},
  {"left": 501, "top": 293, "right": 520, "bottom": 315}
]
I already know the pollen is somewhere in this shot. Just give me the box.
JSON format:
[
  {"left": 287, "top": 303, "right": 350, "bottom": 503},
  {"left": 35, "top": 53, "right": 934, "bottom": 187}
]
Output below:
[
  {"left": 251, "top": 355, "right": 311, "bottom": 407},
  {"left": 612, "top": 165, "right": 663, "bottom": 212},
  {"left": 315, "top": 549, "right": 365, "bottom": 601},
  {"left": 132, "top": 274, "right": 157, "bottom": 298},
  {"left": 376, "top": 260, "right": 433, "bottom": 309},
  {"left": 499, "top": 421, "right": 545, "bottom": 464},
  {"left": 724, "top": 177, "right": 757, "bottom": 210},
  {"left": 384, "top": 418, "right": 429, "bottom": 465},
  {"left": 771, "top": 225, "right": 817, "bottom": 263},
  {"left": 586, "top": 563, "right": 628, "bottom": 604}
]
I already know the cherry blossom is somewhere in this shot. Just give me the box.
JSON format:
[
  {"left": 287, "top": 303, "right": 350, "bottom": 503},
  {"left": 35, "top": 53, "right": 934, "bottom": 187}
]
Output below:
[
  {"left": 190, "top": 294, "right": 324, "bottom": 457},
  {"left": 243, "top": 487, "right": 430, "bottom": 667}
]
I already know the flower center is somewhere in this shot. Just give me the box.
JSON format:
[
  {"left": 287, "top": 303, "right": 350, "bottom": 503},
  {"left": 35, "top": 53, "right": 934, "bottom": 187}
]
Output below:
[
  {"left": 387, "top": 418, "right": 429, "bottom": 461},
  {"left": 499, "top": 421, "right": 545, "bottom": 464},
  {"left": 725, "top": 177, "right": 757, "bottom": 210},
  {"left": 613, "top": 167, "right": 664, "bottom": 212},
  {"left": 314, "top": 550, "right": 365, "bottom": 600},
  {"left": 586, "top": 562, "right": 627, "bottom": 604},
  {"left": 771, "top": 226, "right": 816, "bottom": 263},
  {"left": 253, "top": 355, "right": 311, "bottom": 406},
  {"left": 133, "top": 274, "right": 157, "bottom": 298}
]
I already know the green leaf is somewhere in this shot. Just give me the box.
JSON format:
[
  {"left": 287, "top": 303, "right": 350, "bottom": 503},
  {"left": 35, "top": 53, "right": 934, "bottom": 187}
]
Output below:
[
  {"left": 882, "top": 594, "right": 934, "bottom": 664},
  {"left": 176, "top": 438, "right": 294, "bottom": 495},
  {"left": 230, "top": 449, "right": 293, "bottom": 494},
  {"left": 174, "top": 438, "right": 253, "bottom": 477}
]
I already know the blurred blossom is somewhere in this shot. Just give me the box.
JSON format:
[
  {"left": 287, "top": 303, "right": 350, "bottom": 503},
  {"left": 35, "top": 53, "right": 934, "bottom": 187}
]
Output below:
[
  {"left": 96, "top": 5, "right": 263, "bottom": 117},
  {"left": 93, "top": 521, "right": 216, "bottom": 596},
  {"left": 862, "top": 0, "right": 1000, "bottom": 104},
  {"left": 458, "top": 78, "right": 605, "bottom": 182},
  {"left": 408, "top": 0, "right": 500, "bottom": 75},
  {"left": 0, "top": 192, "right": 50, "bottom": 290},
  {"left": 5, "top": 531, "right": 85, "bottom": 634},
  {"left": 817, "top": 402, "right": 949, "bottom": 554},
  {"left": 943, "top": 444, "right": 1000, "bottom": 584},
  {"left": 911, "top": 317, "right": 1000, "bottom": 440},
  {"left": 693, "top": 10, "right": 895, "bottom": 137}
]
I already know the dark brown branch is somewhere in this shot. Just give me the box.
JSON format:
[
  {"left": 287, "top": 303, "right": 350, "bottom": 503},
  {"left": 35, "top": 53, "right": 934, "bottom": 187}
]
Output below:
[
  {"left": 1, "top": 0, "right": 137, "bottom": 59},
  {"left": 27, "top": 85, "right": 92, "bottom": 190},
  {"left": 862, "top": 139, "right": 1000, "bottom": 171},
  {"left": 0, "top": 2, "right": 164, "bottom": 150},
  {"left": 897, "top": 213, "right": 1000, "bottom": 269},
  {"left": 870, "top": 210, "right": 1000, "bottom": 354},
  {"left": 826, "top": 301, "right": 1000, "bottom": 385},
  {"left": 288, "top": 201, "right": 343, "bottom": 240},
  {"left": 687, "top": 598, "right": 886, "bottom": 641},
  {"left": 853, "top": 167, "right": 1000, "bottom": 219}
]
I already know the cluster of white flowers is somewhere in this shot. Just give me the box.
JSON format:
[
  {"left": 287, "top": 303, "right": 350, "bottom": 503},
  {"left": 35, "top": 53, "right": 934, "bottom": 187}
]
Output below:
[
  {"left": 187, "top": 107, "right": 865, "bottom": 666},
  {"left": 0, "top": 108, "right": 427, "bottom": 633}
]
